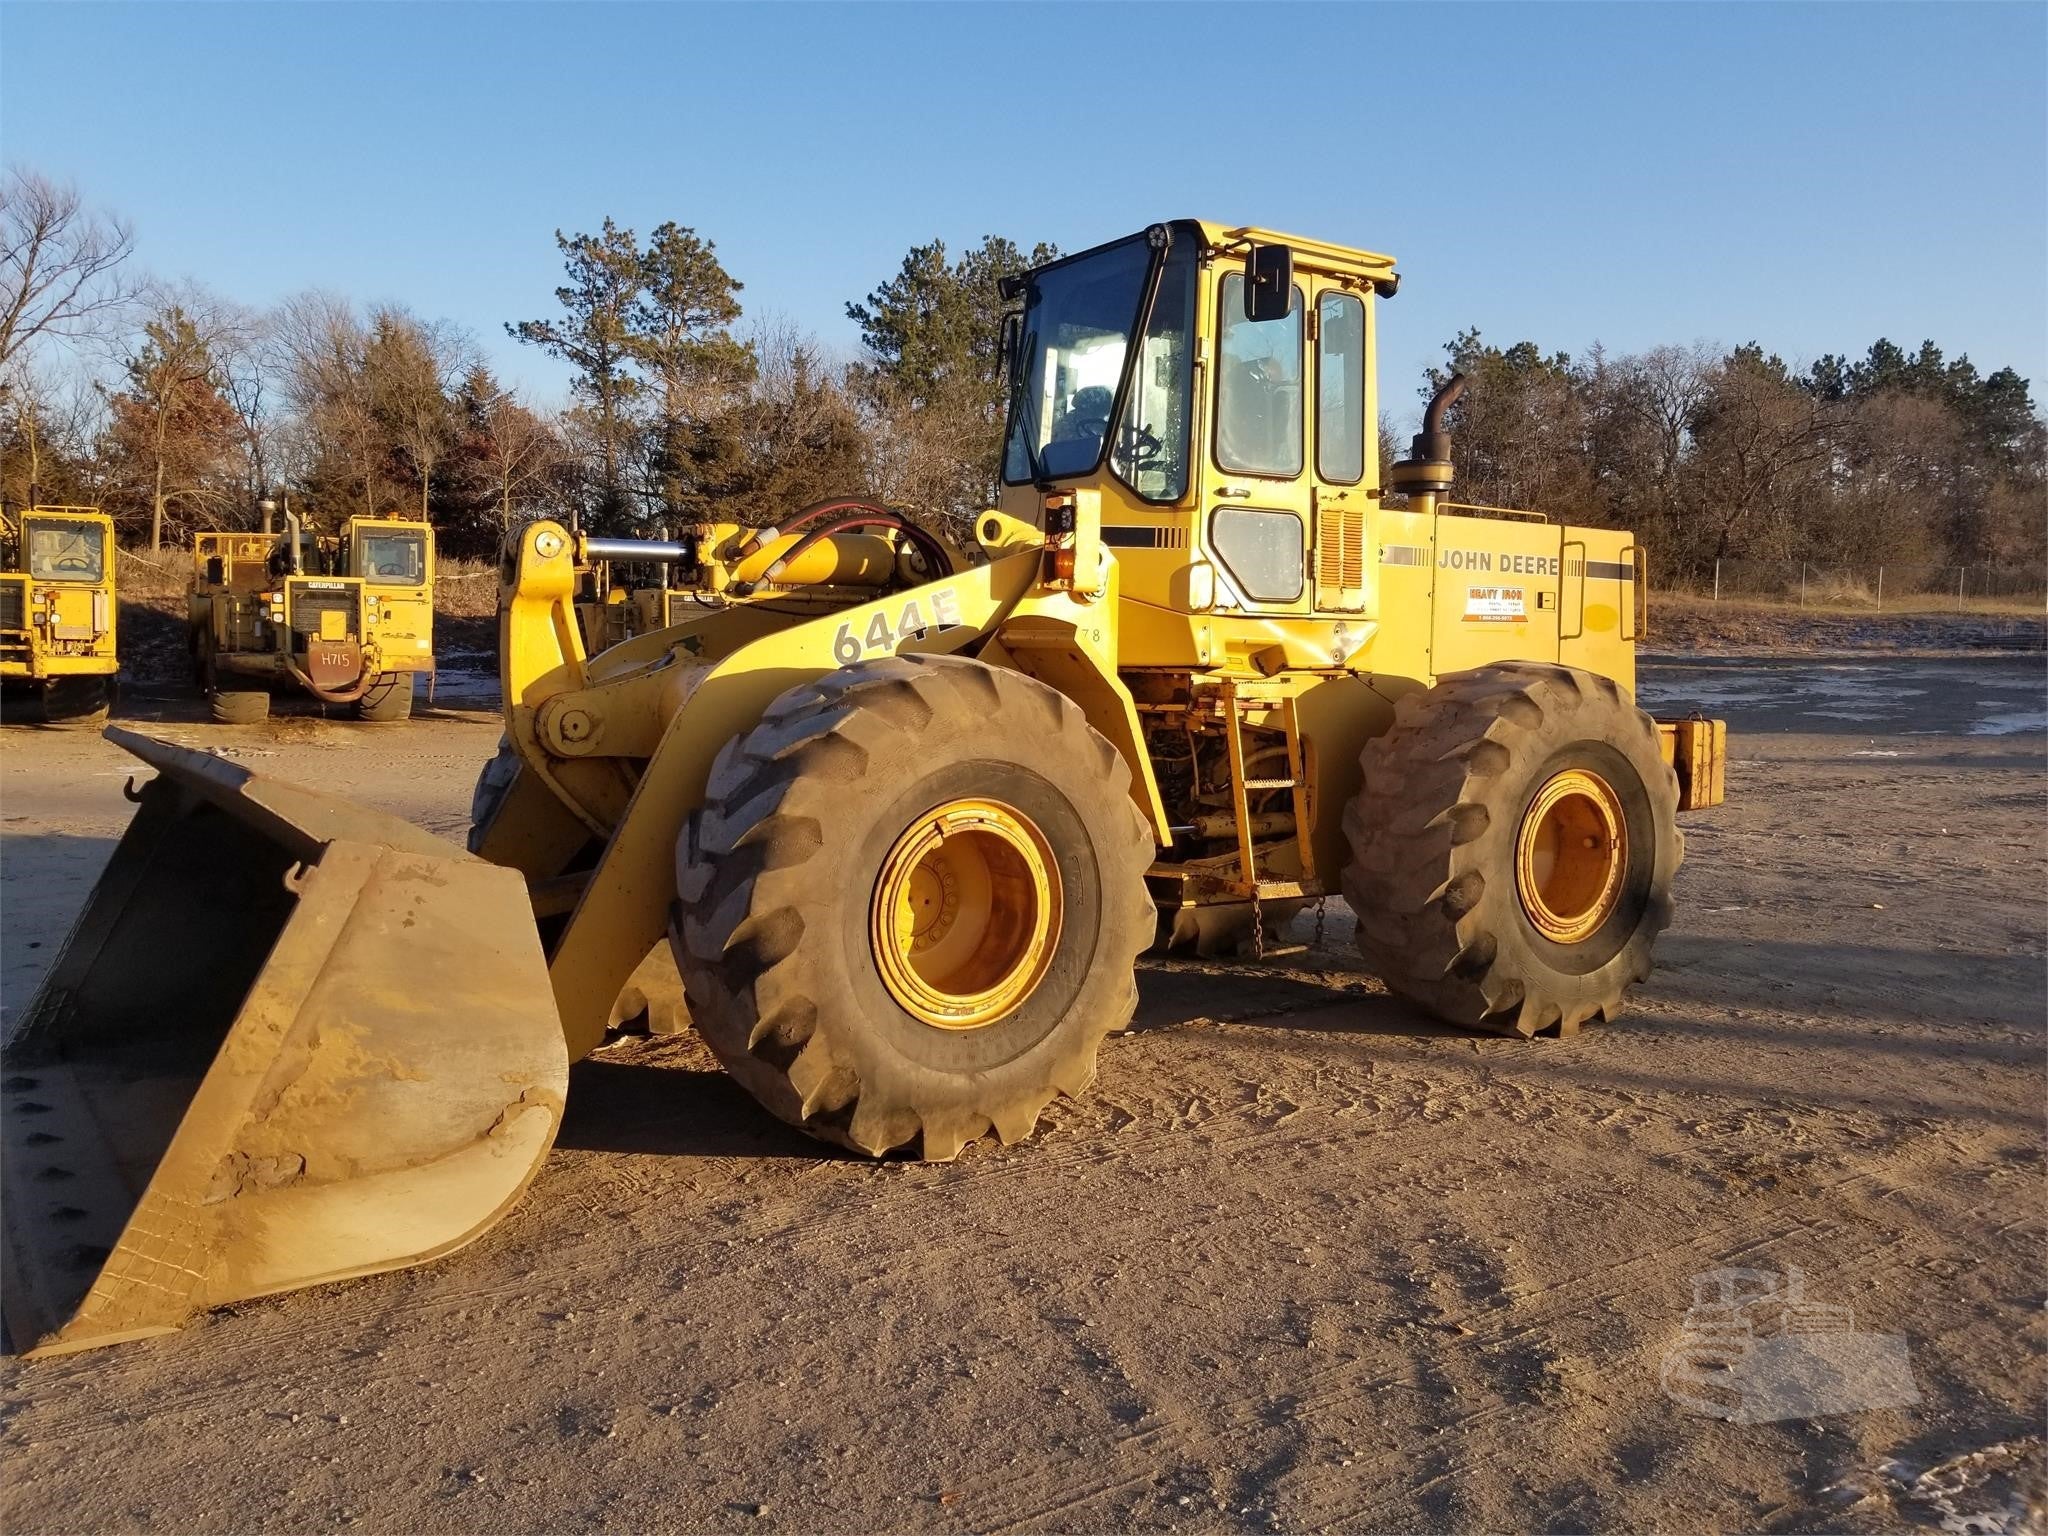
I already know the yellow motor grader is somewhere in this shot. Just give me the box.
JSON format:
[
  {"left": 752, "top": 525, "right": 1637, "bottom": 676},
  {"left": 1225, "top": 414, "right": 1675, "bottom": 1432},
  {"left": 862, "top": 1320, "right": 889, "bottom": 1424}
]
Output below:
[
  {"left": 0, "top": 505, "right": 118, "bottom": 726},
  {"left": 3, "top": 221, "right": 1727, "bottom": 1356},
  {"left": 189, "top": 511, "right": 435, "bottom": 722}
]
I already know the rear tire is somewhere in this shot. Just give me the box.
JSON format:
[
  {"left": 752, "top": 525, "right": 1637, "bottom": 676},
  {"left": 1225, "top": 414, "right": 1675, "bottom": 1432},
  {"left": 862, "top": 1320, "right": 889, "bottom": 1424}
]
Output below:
[
  {"left": 356, "top": 672, "right": 414, "bottom": 723},
  {"left": 673, "top": 653, "right": 1156, "bottom": 1160},
  {"left": 1342, "top": 662, "right": 1682, "bottom": 1037}
]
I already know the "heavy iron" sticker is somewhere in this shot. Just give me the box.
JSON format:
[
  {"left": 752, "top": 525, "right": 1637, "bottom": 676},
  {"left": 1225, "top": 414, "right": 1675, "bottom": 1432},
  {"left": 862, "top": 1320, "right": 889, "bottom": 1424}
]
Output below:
[{"left": 1463, "top": 585, "right": 1527, "bottom": 622}]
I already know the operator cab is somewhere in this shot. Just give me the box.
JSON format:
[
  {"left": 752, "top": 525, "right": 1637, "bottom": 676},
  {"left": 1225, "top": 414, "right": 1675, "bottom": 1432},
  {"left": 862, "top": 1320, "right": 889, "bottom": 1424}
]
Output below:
[
  {"left": 351, "top": 524, "right": 429, "bottom": 585},
  {"left": 996, "top": 220, "right": 1397, "bottom": 623},
  {"left": 15, "top": 513, "right": 108, "bottom": 583}
]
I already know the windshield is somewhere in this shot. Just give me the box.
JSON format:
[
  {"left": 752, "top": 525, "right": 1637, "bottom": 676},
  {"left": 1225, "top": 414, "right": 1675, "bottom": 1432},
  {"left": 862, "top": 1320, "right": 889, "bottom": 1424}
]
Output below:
[
  {"left": 1110, "top": 242, "right": 1195, "bottom": 501},
  {"left": 358, "top": 529, "right": 426, "bottom": 585},
  {"left": 1002, "top": 235, "right": 1156, "bottom": 484},
  {"left": 26, "top": 520, "right": 106, "bottom": 582}
]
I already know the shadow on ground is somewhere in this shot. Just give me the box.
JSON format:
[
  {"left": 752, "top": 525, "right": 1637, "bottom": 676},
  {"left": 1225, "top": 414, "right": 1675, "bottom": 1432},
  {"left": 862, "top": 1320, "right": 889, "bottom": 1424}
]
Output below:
[{"left": 555, "top": 1044, "right": 835, "bottom": 1162}]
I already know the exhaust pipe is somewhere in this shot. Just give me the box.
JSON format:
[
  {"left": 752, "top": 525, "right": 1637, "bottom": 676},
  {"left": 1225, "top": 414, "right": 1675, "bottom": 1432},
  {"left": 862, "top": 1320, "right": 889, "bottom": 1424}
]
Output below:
[{"left": 1388, "top": 370, "right": 1466, "bottom": 502}]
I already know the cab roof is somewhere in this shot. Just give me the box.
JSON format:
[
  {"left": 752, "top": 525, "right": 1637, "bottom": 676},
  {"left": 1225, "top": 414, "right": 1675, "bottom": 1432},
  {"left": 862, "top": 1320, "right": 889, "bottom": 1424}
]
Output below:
[
  {"left": 1190, "top": 220, "right": 1398, "bottom": 283},
  {"left": 1016, "top": 221, "right": 1398, "bottom": 292}
]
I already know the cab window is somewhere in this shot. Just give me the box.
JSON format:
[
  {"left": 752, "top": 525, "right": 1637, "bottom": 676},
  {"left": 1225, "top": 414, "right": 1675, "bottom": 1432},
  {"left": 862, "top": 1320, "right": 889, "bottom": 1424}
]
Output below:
[
  {"left": 1316, "top": 291, "right": 1366, "bottom": 484},
  {"left": 358, "top": 530, "right": 426, "bottom": 585},
  {"left": 1216, "top": 274, "right": 1304, "bottom": 478},
  {"left": 1111, "top": 243, "right": 1197, "bottom": 503},
  {"left": 1210, "top": 508, "right": 1305, "bottom": 603},
  {"left": 26, "top": 520, "right": 106, "bottom": 582}
]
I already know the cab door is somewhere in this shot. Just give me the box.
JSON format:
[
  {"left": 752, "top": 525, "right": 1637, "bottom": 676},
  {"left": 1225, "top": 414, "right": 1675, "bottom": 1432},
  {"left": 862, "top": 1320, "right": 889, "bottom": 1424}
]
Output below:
[
  {"left": 1308, "top": 283, "right": 1371, "bottom": 614},
  {"left": 1205, "top": 269, "right": 1313, "bottom": 617}
]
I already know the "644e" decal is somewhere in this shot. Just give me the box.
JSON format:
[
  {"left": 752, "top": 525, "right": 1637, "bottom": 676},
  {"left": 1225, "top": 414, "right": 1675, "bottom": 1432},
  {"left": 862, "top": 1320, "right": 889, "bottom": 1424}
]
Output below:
[{"left": 832, "top": 586, "right": 966, "bottom": 666}]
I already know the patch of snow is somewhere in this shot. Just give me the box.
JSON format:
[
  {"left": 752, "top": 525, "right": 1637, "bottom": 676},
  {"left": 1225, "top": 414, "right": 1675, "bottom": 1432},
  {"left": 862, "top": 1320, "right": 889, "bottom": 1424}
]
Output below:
[{"left": 1967, "top": 711, "right": 2048, "bottom": 736}]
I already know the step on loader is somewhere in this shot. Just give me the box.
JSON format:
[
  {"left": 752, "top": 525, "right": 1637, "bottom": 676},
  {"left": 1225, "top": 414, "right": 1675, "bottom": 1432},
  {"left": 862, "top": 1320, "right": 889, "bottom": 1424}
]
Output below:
[{"left": 3, "top": 221, "right": 1728, "bottom": 1356}]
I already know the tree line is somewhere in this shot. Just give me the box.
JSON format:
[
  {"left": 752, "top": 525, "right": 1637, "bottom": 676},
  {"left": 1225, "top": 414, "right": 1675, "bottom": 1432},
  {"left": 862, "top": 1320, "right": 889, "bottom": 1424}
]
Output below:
[
  {"left": 0, "top": 168, "right": 1052, "bottom": 559},
  {"left": 1426, "top": 330, "right": 2045, "bottom": 581},
  {"left": 4, "top": 166, "right": 2041, "bottom": 579}
]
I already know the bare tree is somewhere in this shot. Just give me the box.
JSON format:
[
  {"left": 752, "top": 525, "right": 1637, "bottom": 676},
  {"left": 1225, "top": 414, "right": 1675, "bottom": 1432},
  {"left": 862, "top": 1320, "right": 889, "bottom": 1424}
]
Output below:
[
  {"left": 1686, "top": 351, "right": 1837, "bottom": 565},
  {"left": 0, "top": 168, "right": 138, "bottom": 376},
  {"left": 215, "top": 305, "right": 279, "bottom": 524},
  {"left": 104, "top": 288, "right": 243, "bottom": 548},
  {"left": 456, "top": 367, "right": 562, "bottom": 534},
  {"left": 2, "top": 357, "right": 110, "bottom": 510},
  {"left": 480, "top": 394, "right": 561, "bottom": 533},
  {"left": 274, "top": 292, "right": 384, "bottom": 516}
]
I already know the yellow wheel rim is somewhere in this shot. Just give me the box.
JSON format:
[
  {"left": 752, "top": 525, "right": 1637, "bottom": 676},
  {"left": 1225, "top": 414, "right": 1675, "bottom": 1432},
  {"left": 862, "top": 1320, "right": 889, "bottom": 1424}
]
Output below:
[
  {"left": 1515, "top": 768, "right": 1628, "bottom": 945},
  {"left": 871, "top": 798, "right": 1063, "bottom": 1030}
]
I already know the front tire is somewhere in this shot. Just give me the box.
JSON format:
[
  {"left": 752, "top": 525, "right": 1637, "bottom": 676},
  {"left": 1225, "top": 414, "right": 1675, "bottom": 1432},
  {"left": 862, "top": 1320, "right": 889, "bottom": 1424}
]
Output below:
[
  {"left": 356, "top": 672, "right": 414, "bottom": 723},
  {"left": 673, "top": 653, "right": 1156, "bottom": 1160},
  {"left": 210, "top": 686, "right": 270, "bottom": 724},
  {"left": 1342, "top": 662, "right": 1682, "bottom": 1036},
  {"left": 41, "top": 676, "right": 111, "bottom": 728},
  {"left": 467, "top": 735, "right": 519, "bottom": 854},
  {"left": 198, "top": 631, "right": 269, "bottom": 724}
]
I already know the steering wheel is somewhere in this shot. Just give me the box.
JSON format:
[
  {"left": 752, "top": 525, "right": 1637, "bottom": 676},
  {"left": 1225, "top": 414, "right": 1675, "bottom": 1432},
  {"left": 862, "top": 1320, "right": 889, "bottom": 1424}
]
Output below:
[
  {"left": 53, "top": 556, "right": 93, "bottom": 573},
  {"left": 1119, "top": 422, "right": 1164, "bottom": 467},
  {"left": 1060, "top": 415, "right": 1165, "bottom": 466}
]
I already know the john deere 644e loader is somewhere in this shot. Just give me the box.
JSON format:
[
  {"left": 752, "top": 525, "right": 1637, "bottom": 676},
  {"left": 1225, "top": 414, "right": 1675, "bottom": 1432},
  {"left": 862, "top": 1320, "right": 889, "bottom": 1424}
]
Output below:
[{"left": 3, "top": 221, "right": 1726, "bottom": 1356}]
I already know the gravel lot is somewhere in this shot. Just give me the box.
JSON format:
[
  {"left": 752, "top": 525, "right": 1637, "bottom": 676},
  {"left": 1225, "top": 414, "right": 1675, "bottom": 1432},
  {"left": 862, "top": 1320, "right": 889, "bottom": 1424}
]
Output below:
[{"left": 2, "top": 654, "right": 2042, "bottom": 1535}]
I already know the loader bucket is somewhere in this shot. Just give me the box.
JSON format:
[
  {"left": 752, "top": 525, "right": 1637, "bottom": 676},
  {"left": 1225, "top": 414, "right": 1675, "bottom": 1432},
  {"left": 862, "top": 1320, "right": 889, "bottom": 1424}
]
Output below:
[{"left": 2, "top": 728, "right": 566, "bottom": 1357}]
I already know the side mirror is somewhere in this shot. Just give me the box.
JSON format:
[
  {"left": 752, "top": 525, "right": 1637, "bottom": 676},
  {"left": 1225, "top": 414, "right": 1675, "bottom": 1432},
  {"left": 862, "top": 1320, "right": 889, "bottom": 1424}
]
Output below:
[{"left": 1244, "top": 244, "right": 1294, "bottom": 322}]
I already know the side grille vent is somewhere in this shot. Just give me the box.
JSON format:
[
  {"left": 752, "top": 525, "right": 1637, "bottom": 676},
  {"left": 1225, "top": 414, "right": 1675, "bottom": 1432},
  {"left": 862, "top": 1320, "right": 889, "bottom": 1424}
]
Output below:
[{"left": 1315, "top": 500, "right": 1367, "bottom": 612}]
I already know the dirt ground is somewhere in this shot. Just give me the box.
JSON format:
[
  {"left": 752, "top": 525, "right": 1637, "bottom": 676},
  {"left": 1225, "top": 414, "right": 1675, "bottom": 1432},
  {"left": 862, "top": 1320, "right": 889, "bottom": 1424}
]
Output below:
[
  {"left": 1, "top": 654, "right": 2043, "bottom": 1535},
  {"left": 1649, "top": 595, "right": 2044, "bottom": 657}
]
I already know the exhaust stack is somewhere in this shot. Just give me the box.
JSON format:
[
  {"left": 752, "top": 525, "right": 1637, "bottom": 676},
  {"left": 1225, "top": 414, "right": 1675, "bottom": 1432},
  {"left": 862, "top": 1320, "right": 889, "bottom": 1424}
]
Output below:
[{"left": 1388, "top": 371, "right": 1467, "bottom": 510}]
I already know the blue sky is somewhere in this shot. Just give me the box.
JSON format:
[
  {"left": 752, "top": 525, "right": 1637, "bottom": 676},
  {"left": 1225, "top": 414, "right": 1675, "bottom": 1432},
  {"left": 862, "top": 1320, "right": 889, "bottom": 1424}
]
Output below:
[{"left": 4, "top": 2, "right": 2043, "bottom": 424}]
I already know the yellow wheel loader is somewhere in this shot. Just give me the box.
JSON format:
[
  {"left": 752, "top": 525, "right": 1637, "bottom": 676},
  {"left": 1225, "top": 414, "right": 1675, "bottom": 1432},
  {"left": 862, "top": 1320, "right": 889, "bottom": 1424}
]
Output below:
[
  {"left": 4, "top": 221, "right": 1728, "bottom": 1357},
  {"left": 189, "top": 512, "right": 435, "bottom": 723},
  {"left": 0, "top": 506, "right": 118, "bottom": 727}
]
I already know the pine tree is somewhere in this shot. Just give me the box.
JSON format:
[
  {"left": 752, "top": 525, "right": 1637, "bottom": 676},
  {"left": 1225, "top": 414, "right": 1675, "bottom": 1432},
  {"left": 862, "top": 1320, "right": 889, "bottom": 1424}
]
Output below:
[
  {"left": 508, "top": 221, "right": 644, "bottom": 531},
  {"left": 628, "top": 222, "right": 753, "bottom": 522},
  {"left": 846, "top": 234, "right": 1055, "bottom": 524}
]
